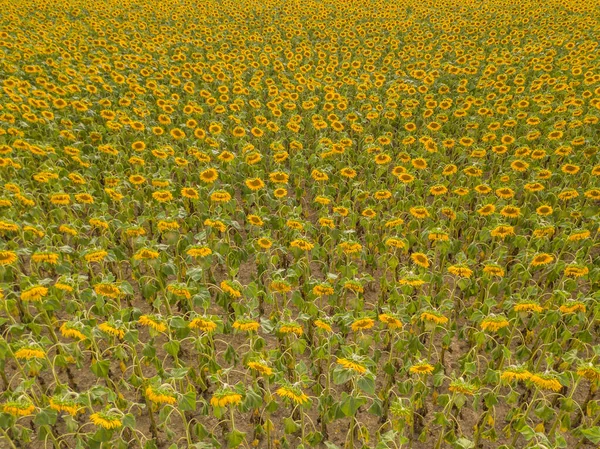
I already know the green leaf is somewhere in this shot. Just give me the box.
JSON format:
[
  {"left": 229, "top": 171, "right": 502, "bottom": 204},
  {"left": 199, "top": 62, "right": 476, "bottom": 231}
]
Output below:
[
  {"left": 581, "top": 427, "right": 600, "bottom": 444},
  {"left": 534, "top": 404, "right": 555, "bottom": 422},
  {"left": 122, "top": 413, "right": 136, "bottom": 429},
  {"left": 332, "top": 367, "right": 353, "bottom": 385},
  {"left": 34, "top": 409, "right": 57, "bottom": 426},
  {"left": 242, "top": 388, "right": 262, "bottom": 410},
  {"left": 518, "top": 425, "right": 536, "bottom": 441},
  {"left": 90, "top": 359, "right": 109, "bottom": 378},
  {"left": 265, "top": 400, "right": 278, "bottom": 413},
  {"left": 224, "top": 344, "right": 238, "bottom": 364},
  {"left": 357, "top": 376, "right": 375, "bottom": 395},
  {"left": 0, "top": 413, "right": 15, "bottom": 429},
  {"left": 144, "top": 440, "right": 158, "bottom": 449},
  {"left": 284, "top": 416, "right": 300, "bottom": 434},
  {"left": 161, "top": 263, "right": 177, "bottom": 277},
  {"left": 367, "top": 398, "right": 383, "bottom": 417},
  {"left": 324, "top": 443, "right": 341, "bottom": 449},
  {"left": 163, "top": 340, "right": 180, "bottom": 358},
  {"left": 339, "top": 394, "right": 366, "bottom": 417},
  {"left": 437, "top": 394, "right": 451, "bottom": 407},
  {"left": 169, "top": 316, "right": 188, "bottom": 329},
  {"left": 306, "top": 431, "right": 323, "bottom": 446},
  {"left": 454, "top": 437, "right": 474, "bottom": 449},
  {"left": 165, "top": 367, "right": 190, "bottom": 379},
  {"left": 179, "top": 391, "right": 196, "bottom": 412},
  {"left": 228, "top": 430, "right": 248, "bottom": 449},
  {"left": 119, "top": 281, "right": 134, "bottom": 295}
]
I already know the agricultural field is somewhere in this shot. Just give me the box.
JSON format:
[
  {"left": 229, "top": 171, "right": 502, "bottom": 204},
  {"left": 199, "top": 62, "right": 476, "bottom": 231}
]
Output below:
[{"left": 0, "top": 0, "right": 599, "bottom": 448}]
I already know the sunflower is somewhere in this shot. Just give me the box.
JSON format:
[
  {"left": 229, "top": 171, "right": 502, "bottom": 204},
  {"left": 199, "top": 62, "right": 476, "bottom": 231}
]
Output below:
[
  {"left": 568, "top": 230, "right": 590, "bottom": 241},
  {"left": 410, "top": 252, "right": 430, "bottom": 268},
  {"left": 145, "top": 385, "right": 177, "bottom": 406},
  {"left": 500, "top": 205, "right": 521, "bottom": 218},
  {"left": 245, "top": 178, "right": 265, "bottom": 191},
  {"left": 529, "top": 373, "right": 562, "bottom": 392},
  {"left": 152, "top": 191, "right": 173, "bottom": 202},
  {"left": 442, "top": 164, "right": 457, "bottom": 176},
  {"left": 530, "top": 253, "right": 554, "bottom": 267},
  {"left": 279, "top": 322, "right": 303, "bottom": 336},
  {"left": 3, "top": 401, "right": 36, "bottom": 417},
  {"left": 129, "top": 174, "right": 146, "bottom": 185},
  {"left": 561, "top": 164, "right": 580, "bottom": 175},
  {"left": 501, "top": 367, "right": 532, "bottom": 383},
  {"left": 397, "top": 173, "right": 415, "bottom": 184},
  {"left": 483, "top": 264, "right": 505, "bottom": 277},
  {"left": 340, "top": 167, "right": 357, "bottom": 178},
  {"left": 533, "top": 226, "right": 555, "bottom": 239},
  {"left": 312, "top": 284, "right": 334, "bottom": 296},
  {"left": 564, "top": 264, "right": 589, "bottom": 278},
  {"left": 196, "top": 168, "right": 218, "bottom": 185},
  {"left": 378, "top": 313, "right": 402, "bottom": 329},
  {"left": 558, "top": 189, "right": 579, "bottom": 201},
  {"left": 477, "top": 204, "right": 496, "bottom": 216},
  {"left": 0, "top": 250, "right": 18, "bottom": 266},
  {"left": 514, "top": 302, "right": 543, "bottom": 313},
  {"left": 286, "top": 220, "right": 304, "bottom": 230},
  {"left": 448, "top": 379, "right": 478, "bottom": 395},
  {"left": 409, "top": 206, "right": 429, "bottom": 219},
  {"left": 138, "top": 315, "right": 167, "bottom": 333},
  {"left": 409, "top": 363, "right": 435, "bottom": 375},
  {"left": 314, "top": 320, "right": 333, "bottom": 333},
  {"left": 21, "top": 285, "right": 49, "bottom": 302},
  {"left": 480, "top": 315, "right": 510, "bottom": 332},
  {"left": 447, "top": 265, "right": 473, "bottom": 278},
  {"left": 351, "top": 318, "right": 375, "bottom": 331},
  {"left": 274, "top": 188, "right": 287, "bottom": 198},
  {"left": 576, "top": 365, "right": 600, "bottom": 382},
  {"left": 218, "top": 151, "right": 235, "bottom": 163},
  {"left": 420, "top": 311, "right": 448, "bottom": 325},
  {"left": 311, "top": 169, "right": 329, "bottom": 181},
  {"left": 220, "top": 280, "right": 241, "bottom": 298},
  {"left": 276, "top": 385, "right": 309, "bottom": 405},
  {"left": 257, "top": 238, "right": 273, "bottom": 249},
  {"left": 98, "top": 322, "right": 125, "bottom": 339},
  {"left": 496, "top": 187, "right": 514, "bottom": 199},
  {"left": 14, "top": 347, "right": 46, "bottom": 360},
  {"left": 430, "top": 185, "right": 447, "bottom": 196},
  {"left": 181, "top": 187, "right": 199, "bottom": 199},
  {"left": 133, "top": 248, "right": 159, "bottom": 260},
  {"left": 375, "top": 153, "right": 392, "bottom": 165},
  {"left": 189, "top": 317, "right": 218, "bottom": 333},
  {"left": 339, "top": 241, "right": 363, "bottom": 254},
  {"left": 391, "top": 166, "right": 407, "bottom": 176},
  {"left": 49, "top": 397, "right": 80, "bottom": 416},
  {"left": 535, "top": 205, "right": 553, "bottom": 216},
  {"left": 210, "top": 191, "right": 231, "bottom": 203},
  {"left": 269, "top": 172, "right": 289, "bottom": 184},
  {"left": 247, "top": 361, "right": 273, "bottom": 376},
  {"left": 247, "top": 215, "right": 264, "bottom": 226},
  {"left": 362, "top": 208, "right": 376, "bottom": 218},
  {"left": 559, "top": 301, "right": 586, "bottom": 314},
  {"left": 232, "top": 320, "right": 260, "bottom": 332},
  {"left": 50, "top": 193, "right": 70, "bottom": 205},
  {"left": 270, "top": 280, "right": 292, "bottom": 293},
  {"left": 524, "top": 182, "right": 544, "bottom": 192},
  {"left": 510, "top": 160, "right": 529, "bottom": 172},
  {"left": 337, "top": 358, "right": 367, "bottom": 374},
  {"left": 94, "top": 283, "right": 121, "bottom": 298}
]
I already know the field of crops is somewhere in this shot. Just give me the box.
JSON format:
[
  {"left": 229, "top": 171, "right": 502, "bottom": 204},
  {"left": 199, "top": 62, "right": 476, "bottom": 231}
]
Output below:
[{"left": 0, "top": 0, "right": 599, "bottom": 448}]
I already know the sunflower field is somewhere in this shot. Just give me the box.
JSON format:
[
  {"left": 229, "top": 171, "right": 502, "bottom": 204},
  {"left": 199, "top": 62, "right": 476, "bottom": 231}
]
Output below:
[{"left": 0, "top": 0, "right": 599, "bottom": 448}]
